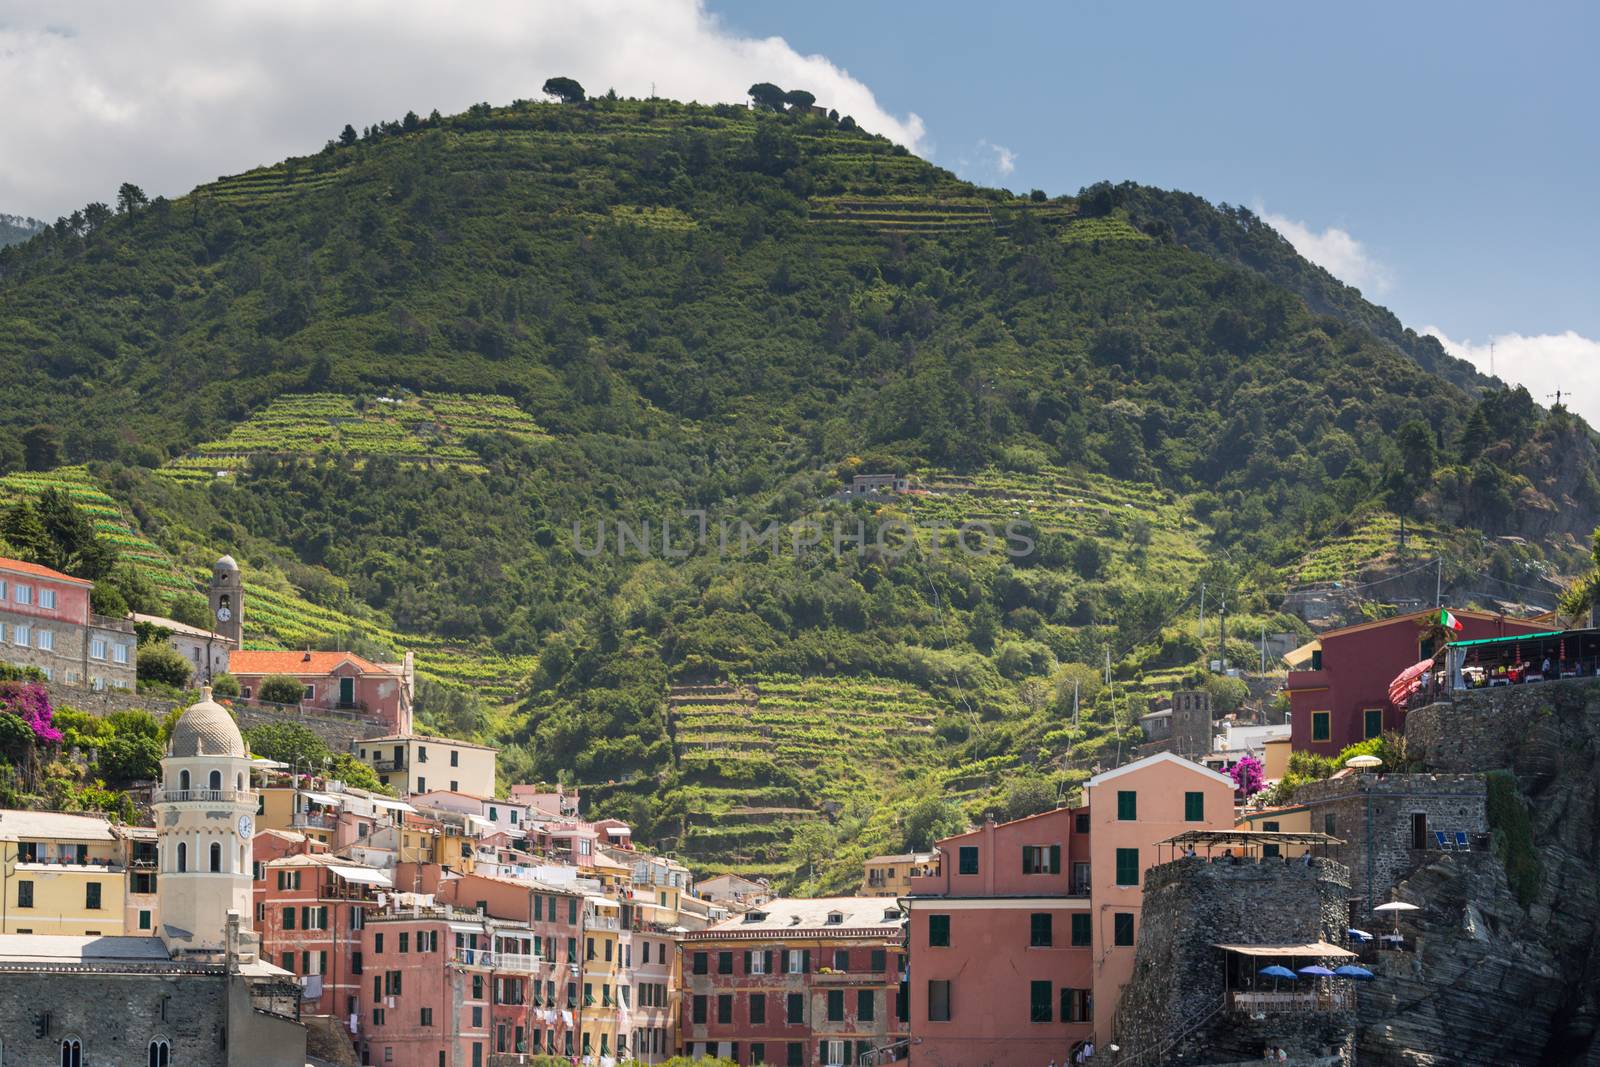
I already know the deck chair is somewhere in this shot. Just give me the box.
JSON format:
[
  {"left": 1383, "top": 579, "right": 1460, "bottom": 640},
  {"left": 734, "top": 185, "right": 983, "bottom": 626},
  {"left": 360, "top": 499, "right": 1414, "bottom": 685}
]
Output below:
[
  {"left": 1454, "top": 831, "right": 1471, "bottom": 850},
  {"left": 1433, "top": 830, "right": 1452, "bottom": 850}
]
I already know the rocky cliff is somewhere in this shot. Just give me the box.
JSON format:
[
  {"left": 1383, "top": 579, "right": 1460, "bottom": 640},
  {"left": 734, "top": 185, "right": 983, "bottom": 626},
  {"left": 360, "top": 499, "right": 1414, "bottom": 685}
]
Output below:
[{"left": 1354, "top": 682, "right": 1600, "bottom": 1065}]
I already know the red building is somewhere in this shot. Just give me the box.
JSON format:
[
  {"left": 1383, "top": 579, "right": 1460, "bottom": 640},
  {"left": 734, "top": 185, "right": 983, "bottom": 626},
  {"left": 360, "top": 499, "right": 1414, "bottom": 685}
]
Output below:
[
  {"left": 0, "top": 555, "right": 137, "bottom": 689},
  {"left": 231, "top": 649, "right": 414, "bottom": 734},
  {"left": 1285, "top": 607, "right": 1549, "bottom": 755},
  {"left": 254, "top": 851, "right": 391, "bottom": 1024},
  {"left": 679, "top": 898, "right": 909, "bottom": 1066}
]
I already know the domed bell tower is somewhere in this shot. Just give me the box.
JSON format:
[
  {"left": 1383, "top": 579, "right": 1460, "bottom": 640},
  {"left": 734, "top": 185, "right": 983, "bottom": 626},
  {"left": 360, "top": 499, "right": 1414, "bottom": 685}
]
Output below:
[
  {"left": 209, "top": 554, "right": 243, "bottom": 645},
  {"left": 155, "top": 686, "right": 257, "bottom": 958}
]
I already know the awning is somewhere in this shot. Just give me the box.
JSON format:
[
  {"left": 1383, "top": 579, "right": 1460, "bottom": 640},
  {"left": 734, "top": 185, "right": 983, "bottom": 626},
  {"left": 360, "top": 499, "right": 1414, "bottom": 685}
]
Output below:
[
  {"left": 1388, "top": 659, "right": 1435, "bottom": 707},
  {"left": 1283, "top": 640, "right": 1320, "bottom": 670},
  {"left": 1213, "top": 941, "right": 1357, "bottom": 959},
  {"left": 301, "top": 791, "right": 344, "bottom": 807},
  {"left": 368, "top": 798, "right": 415, "bottom": 813},
  {"left": 1447, "top": 630, "right": 1564, "bottom": 648},
  {"left": 328, "top": 865, "right": 393, "bottom": 888}
]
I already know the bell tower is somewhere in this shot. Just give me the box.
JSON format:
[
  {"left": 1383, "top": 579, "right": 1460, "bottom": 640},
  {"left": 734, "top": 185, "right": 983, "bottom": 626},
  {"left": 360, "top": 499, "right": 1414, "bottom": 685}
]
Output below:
[
  {"left": 156, "top": 686, "right": 256, "bottom": 957},
  {"left": 209, "top": 554, "right": 243, "bottom": 645}
]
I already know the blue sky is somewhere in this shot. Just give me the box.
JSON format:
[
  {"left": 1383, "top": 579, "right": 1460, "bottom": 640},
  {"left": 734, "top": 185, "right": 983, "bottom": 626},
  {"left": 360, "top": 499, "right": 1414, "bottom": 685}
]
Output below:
[
  {"left": 709, "top": 0, "right": 1600, "bottom": 410},
  {"left": 4, "top": 0, "right": 1594, "bottom": 416}
]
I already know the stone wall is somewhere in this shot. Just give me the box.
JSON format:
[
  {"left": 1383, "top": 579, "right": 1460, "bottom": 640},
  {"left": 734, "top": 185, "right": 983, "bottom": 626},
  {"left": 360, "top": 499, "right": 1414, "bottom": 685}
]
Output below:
[
  {"left": 1110, "top": 859, "right": 1353, "bottom": 1066},
  {"left": 1290, "top": 773, "right": 1487, "bottom": 909},
  {"left": 0, "top": 968, "right": 231, "bottom": 1066}
]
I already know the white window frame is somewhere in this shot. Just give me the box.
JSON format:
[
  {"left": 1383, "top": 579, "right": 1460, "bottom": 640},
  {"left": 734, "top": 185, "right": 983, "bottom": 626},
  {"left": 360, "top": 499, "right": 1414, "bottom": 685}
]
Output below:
[
  {"left": 112, "top": 644, "right": 129, "bottom": 665},
  {"left": 14, "top": 623, "right": 30, "bottom": 646},
  {"left": 749, "top": 951, "right": 767, "bottom": 974},
  {"left": 824, "top": 1039, "right": 845, "bottom": 1066},
  {"left": 303, "top": 684, "right": 315, "bottom": 700},
  {"left": 14, "top": 584, "right": 30, "bottom": 605},
  {"left": 39, "top": 588, "right": 55, "bottom": 609},
  {"left": 36, "top": 629, "right": 52, "bottom": 652},
  {"left": 787, "top": 951, "right": 804, "bottom": 975},
  {"left": 90, "top": 637, "right": 106, "bottom": 660}
]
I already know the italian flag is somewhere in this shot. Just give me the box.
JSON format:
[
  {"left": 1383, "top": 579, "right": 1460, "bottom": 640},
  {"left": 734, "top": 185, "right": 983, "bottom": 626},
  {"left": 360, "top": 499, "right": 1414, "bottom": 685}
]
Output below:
[{"left": 1440, "top": 608, "right": 1464, "bottom": 632}]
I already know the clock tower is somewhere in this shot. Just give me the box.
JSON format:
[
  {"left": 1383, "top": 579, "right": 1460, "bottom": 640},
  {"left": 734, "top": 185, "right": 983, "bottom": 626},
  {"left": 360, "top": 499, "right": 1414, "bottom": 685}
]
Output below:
[
  {"left": 209, "top": 553, "right": 243, "bottom": 646},
  {"left": 155, "top": 686, "right": 257, "bottom": 958}
]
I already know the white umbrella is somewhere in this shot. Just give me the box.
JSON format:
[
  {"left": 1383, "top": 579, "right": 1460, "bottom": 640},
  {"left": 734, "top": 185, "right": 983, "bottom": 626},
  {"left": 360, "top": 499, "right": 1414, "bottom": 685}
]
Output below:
[
  {"left": 1346, "top": 754, "right": 1383, "bottom": 772},
  {"left": 1374, "top": 900, "right": 1419, "bottom": 936}
]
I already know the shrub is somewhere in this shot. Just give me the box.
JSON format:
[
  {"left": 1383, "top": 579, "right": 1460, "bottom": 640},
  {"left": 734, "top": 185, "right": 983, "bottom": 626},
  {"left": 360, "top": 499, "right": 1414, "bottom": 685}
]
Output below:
[
  {"left": 243, "top": 721, "right": 329, "bottom": 768},
  {"left": 137, "top": 643, "right": 192, "bottom": 689},
  {"left": 99, "top": 733, "right": 163, "bottom": 782},
  {"left": 257, "top": 674, "right": 305, "bottom": 705},
  {"left": 1485, "top": 770, "right": 1541, "bottom": 908},
  {"left": 210, "top": 673, "right": 242, "bottom": 699}
]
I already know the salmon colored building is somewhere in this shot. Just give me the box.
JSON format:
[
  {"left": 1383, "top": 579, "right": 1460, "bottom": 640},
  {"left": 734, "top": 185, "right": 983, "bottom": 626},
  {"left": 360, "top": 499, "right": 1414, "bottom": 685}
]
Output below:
[
  {"left": 905, "top": 752, "right": 1235, "bottom": 1063},
  {"left": 1284, "top": 608, "right": 1547, "bottom": 756},
  {"left": 230, "top": 649, "right": 414, "bottom": 733},
  {"left": 254, "top": 852, "right": 391, "bottom": 1022},
  {"left": 1083, "top": 752, "right": 1237, "bottom": 1045}
]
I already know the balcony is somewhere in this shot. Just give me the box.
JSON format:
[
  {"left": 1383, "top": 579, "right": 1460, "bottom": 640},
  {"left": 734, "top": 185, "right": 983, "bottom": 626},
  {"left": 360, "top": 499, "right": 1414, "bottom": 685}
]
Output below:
[
  {"left": 372, "top": 758, "right": 407, "bottom": 772},
  {"left": 1227, "top": 989, "right": 1354, "bottom": 1014},
  {"left": 292, "top": 811, "right": 338, "bottom": 830},
  {"left": 156, "top": 788, "right": 252, "bottom": 804},
  {"left": 813, "top": 970, "right": 885, "bottom": 986}
]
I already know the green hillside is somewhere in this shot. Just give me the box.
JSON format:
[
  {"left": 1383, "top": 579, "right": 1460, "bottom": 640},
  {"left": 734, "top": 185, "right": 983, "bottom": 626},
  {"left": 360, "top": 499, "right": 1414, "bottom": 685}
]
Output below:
[{"left": 2, "top": 94, "right": 1595, "bottom": 889}]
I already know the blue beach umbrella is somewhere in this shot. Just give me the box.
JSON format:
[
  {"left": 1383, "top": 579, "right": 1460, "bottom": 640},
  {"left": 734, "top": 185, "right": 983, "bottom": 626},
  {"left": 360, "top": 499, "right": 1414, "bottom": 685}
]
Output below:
[
  {"left": 1334, "top": 965, "right": 1375, "bottom": 980},
  {"left": 1258, "top": 966, "right": 1298, "bottom": 979},
  {"left": 1297, "top": 965, "right": 1336, "bottom": 977}
]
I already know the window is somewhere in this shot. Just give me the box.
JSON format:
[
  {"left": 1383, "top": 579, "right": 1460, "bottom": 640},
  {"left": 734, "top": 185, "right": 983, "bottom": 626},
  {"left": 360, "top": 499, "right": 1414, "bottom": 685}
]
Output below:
[
  {"left": 1022, "top": 845, "right": 1061, "bottom": 874},
  {"left": 927, "top": 980, "right": 952, "bottom": 1022},
  {"left": 1062, "top": 988, "right": 1093, "bottom": 1023},
  {"left": 418, "top": 746, "right": 428, "bottom": 764},
  {"left": 958, "top": 845, "right": 979, "bottom": 875},
  {"left": 450, "top": 781, "right": 458, "bottom": 792},
  {"left": 748, "top": 948, "right": 767, "bottom": 974},
  {"left": 209, "top": 842, "right": 222, "bottom": 872},
  {"left": 1030, "top": 912, "right": 1052, "bottom": 947},
  {"left": 416, "top": 777, "right": 425, "bottom": 792},
  {"left": 1311, "top": 711, "right": 1331, "bottom": 742},
  {"left": 857, "top": 989, "right": 875, "bottom": 1021},
  {"left": 451, "top": 750, "right": 460, "bottom": 767},
  {"left": 833, "top": 948, "right": 849, "bottom": 971},
  {"left": 786, "top": 948, "right": 806, "bottom": 973},
  {"left": 13, "top": 623, "right": 29, "bottom": 646},
  {"left": 692, "top": 951, "right": 708, "bottom": 975},
  {"left": 692, "top": 995, "right": 707, "bottom": 1024},
  {"left": 1364, "top": 708, "right": 1384, "bottom": 739},
  {"left": 1115, "top": 848, "right": 1139, "bottom": 886},
  {"left": 139, "top": 909, "right": 152, "bottom": 930},
  {"left": 209, "top": 769, "right": 222, "bottom": 790},
  {"left": 176, "top": 843, "right": 186, "bottom": 872},
  {"left": 421, "top": 1007, "right": 433, "bottom": 1026},
  {"left": 14, "top": 584, "right": 30, "bottom": 605},
  {"left": 718, "top": 950, "right": 733, "bottom": 974},
  {"left": 1185, "top": 791, "right": 1205, "bottom": 822},
  {"left": 40, "top": 589, "right": 55, "bottom": 609},
  {"left": 400, "top": 932, "right": 410, "bottom": 953},
  {"left": 1071, "top": 912, "right": 1091, "bottom": 946},
  {"left": 1075, "top": 812, "right": 1090, "bottom": 834},
  {"left": 1117, "top": 790, "right": 1137, "bottom": 820},
  {"left": 1113, "top": 913, "right": 1134, "bottom": 946},
  {"left": 302, "top": 685, "right": 315, "bottom": 701},
  {"left": 17, "top": 880, "right": 33, "bottom": 908},
  {"left": 112, "top": 644, "right": 129, "bottom": 665},
  {"left": 928, "top": 913, "right": 950, "bottom": 946},
  {"left": 750, "top": 993, "right": 767, "bottom": 1024},
  {"left": 85, "top": 883, "right": 101, "bottom": 910},
  {"left": 36, "top": 629, "right": 52, "bottom": 651},
  {"left": 1030, "top": 980, "right": 1053, "bottom": 1022},
  {"left": 787, "top": 1045, "right": 803, "bottom": 1067},
  {"left": 718, "top": 993, "right": 733, "bottom": 1024},
  {"left": 374, "top": 932, "right": 383, "bottom": 952},
  {"left": 91, "top": 635, "right": 108, "bottom": 660},
  {"left": 827, "top": 989, "right": 844, "bottom": 1021},
  {"left": 752, "top": 1043, "right": 766, "bottom": 1066},
  {"left": 1324, "top": 814, "right": 1336, "bottom": 837},
  {"left": 60, "top": 1038, "right": 82, "bottom": 1067},
  {"left": 786, "top": 992, "right": 804, "bottom": 1023},
  {"left": 147, "top": 1038, "right": 170, "bottom": 1067}
]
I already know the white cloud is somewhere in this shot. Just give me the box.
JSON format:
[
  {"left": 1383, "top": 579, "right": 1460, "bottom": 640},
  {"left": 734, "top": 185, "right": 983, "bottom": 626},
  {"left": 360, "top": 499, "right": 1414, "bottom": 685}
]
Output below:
[
  {"left": 1423, "top": 327, "right": 1600, "bottom": 427},
  {"left": 978, "top": 139, "right": 1016, "bottom": 176},
  {"left": 1259, "top": 209, "right": 1393, "bottom": 296},
  {"left": 0, "top": 0, "right": 926, "bottom": 219}
]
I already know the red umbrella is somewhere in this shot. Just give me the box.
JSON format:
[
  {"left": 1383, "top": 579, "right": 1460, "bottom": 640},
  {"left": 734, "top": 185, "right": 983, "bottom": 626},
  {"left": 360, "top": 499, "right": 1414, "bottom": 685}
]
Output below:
[{"left": 1388, "top": 659, "right": 1433, "bottom": 707}]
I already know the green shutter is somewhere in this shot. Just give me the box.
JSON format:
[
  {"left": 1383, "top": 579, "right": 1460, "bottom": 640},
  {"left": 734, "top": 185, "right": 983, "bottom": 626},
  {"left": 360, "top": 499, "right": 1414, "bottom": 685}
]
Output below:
[
  {"left": 1117, "top": 790, "right": 1137, "bottom": 820},
  {"left": 1049, "top": 844, "right": 1061, "bottom": 874},
  {"left": 1071, "top": 913, "right": 1091, "bottom": 946},
  {"left": 1185, "top": 791, "right": 1204, "bottom": 822},
  {"left": 1116, "top": 847, "right": 1139, "bottom": 886}
]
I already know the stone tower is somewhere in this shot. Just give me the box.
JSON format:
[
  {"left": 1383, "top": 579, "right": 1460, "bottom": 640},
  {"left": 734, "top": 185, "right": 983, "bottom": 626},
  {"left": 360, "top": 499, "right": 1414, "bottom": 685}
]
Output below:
[
  {"left": 155, "top": 686, "right": 256, "bottom": 957},
  {"left": 209, "top": 554, "right": 243, "bottom": 645}
]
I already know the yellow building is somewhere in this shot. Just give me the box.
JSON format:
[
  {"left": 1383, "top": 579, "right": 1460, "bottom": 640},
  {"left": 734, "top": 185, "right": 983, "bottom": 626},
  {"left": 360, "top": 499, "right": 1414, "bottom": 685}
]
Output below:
[
  {"left": 1235, "top": 805, "right": 1315, "bottom": 858},
  {"left": 352, "top": 733, "right": 497, "bottom": 798},
  {"left": 0, "top": 810, "right": 126, "bottom": 935},
  {"left": 860, "top": 850, "right": 938, "bottom": 897},
  {"left": 579, "top": 895, "right": 624, "bottom": 1062}
]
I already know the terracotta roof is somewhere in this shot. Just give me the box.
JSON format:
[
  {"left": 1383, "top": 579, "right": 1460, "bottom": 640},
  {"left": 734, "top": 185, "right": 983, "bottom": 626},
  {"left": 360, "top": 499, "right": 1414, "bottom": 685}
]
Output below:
[
  {"left": 231, "top": 650, "right": 386, "bottom": 676},
  {"left": 131, "top": 613, "right": 236, "bottom": 644},
  {"left": 1315, "top": 606, "right": 1546, "bottom": 642},
  {"left": 361, "top": 733, "right": 496, "bottom": 751},
  {"left": 0, "top": 557, "right": 92, "bottom": 586}
]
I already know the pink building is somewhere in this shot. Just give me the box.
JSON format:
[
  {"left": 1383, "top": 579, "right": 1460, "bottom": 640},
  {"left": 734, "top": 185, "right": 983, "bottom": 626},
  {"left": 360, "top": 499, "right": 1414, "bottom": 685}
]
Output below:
[
  {"left": 255, "top": 851, "right": 391, "bottom": 1022},
  {"left": 1083, "top": 752, "right": 1237, "bottom": 1045},
  {"left": 231, "top": 649, "right": 414, "bottom": 733},
  {"left": 509, "top": 784, "right": 580, "bottom": 819},
  {"left": 906, "top": 752, "right": 1237, "bottom": 1063},
  {"left": 0, "top": 555, "right": 136, "bottom": 689}
]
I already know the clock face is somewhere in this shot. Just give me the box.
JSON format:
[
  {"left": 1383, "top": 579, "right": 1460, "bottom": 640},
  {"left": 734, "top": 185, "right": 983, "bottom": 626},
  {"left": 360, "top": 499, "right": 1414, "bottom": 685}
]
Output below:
[
  {"left": 237, "top": 814, "right": 254, "bottom": 839},
  {"left": 216, "top": 606, "right": 232, "bottom": 622}
]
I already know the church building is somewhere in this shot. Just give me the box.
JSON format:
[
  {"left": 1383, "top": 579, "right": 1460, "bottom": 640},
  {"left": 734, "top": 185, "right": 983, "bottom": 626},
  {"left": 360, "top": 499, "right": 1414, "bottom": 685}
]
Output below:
[{"left": 0, "top": 688, "right": 308, "bottom": 1066}]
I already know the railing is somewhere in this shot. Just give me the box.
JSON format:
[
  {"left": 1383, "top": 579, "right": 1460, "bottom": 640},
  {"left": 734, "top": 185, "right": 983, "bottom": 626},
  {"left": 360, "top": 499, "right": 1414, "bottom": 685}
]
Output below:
[
  {"left": 585, "top": 915, "right": 620, "bottom": 931},
  {"left": 491, "top": 953, "right": 544, "bottom": 972},
  {"left": 156, "top": 788, "right": 251, "bottom": 803},
  {"left": 372, "top": 758, "right": 407, "bottom": 772},
  {"left": 292, "top": 812, "right": 337, "bottom": 830},
  {"left": 1228, "top": 989, "right": 1354, "bottom": 1013},
  {"left": 1112, "top": 992, "right": 1225, "bottom": 1067},
  {"left": 858, "top": 1038, "right": 910, "bottom": 1065}
]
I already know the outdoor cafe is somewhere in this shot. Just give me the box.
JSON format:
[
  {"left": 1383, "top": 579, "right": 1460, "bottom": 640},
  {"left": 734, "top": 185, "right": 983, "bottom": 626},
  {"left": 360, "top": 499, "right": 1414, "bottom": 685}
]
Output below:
[
  {"left": 1216, "top": 942, "right": 1367, "bottom": 1015},
  {"left": 1443, "top": 628, "right": 1600, "bottom": 690},
  {"left": 1152, "top": 828, "right": 1345, "bottom": 868}
]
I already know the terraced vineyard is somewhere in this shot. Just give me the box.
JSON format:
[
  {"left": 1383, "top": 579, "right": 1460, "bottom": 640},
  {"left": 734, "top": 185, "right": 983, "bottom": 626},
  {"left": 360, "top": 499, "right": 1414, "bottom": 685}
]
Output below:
[
  {"left": 200, "top": 163, "right": 350, "bottom": 206},
  {"left": 158, "top": 392, "right": 548, "bottom": 481},
  {"left": 0, "top": 467, "right": 192, "bottom": 600},
  {"left": 892, "top": 465, "right": 1211, "bottom": 583},
  {"left": 1060, "top": 213, "right": 1152, "bottom": 243},
  {"left": 669, "top": 675, "right": 946, "bottom": 878},
  {"left": 1293, "top": 511, "right": 1448, "bottom": 583}
]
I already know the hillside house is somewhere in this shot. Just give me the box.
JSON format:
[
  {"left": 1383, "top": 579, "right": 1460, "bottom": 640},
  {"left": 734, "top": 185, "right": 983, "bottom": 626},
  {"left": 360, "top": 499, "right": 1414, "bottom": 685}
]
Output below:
[
  {"left": 860, "top": 852, "right": 937, "bottom": 898},
  {"left": 848, "top": 474, "right": 911, "bottom": 495},
  {"left": 131, "top": 611, "right": 234, "bottom": 684},
  {"left": 0, "top": 556, "right": 136, "bottom": 690},
  {"left": 351, "top": 733, "right": 496, "bottom": 798},
  {"left": 1285, "top": 608, "right": 1548, "bottom": 756},
  {"left": 230, "top": 649, "right": 414, "bottom": 733}
]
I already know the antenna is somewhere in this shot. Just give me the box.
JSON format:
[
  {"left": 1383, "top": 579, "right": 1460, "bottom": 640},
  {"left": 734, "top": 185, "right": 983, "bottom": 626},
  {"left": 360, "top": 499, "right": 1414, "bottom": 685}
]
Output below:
[{"left": 1548, "top": 389, "right": 1568, "bottom": 408}]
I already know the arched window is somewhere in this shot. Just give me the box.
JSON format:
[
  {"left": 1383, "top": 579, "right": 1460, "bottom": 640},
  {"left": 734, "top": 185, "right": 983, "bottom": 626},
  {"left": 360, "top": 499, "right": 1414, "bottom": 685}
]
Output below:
[
  {"left": 209, "top": 769, "right": 222, "bottom": 791},
  {"left": 237, "top": 772, "right": 244, "bottom": 791},
  {"left": 210, "top": 841, "right": 222, "bottom": 872},
  {"left": 60, "top": 1038, "right": 82, "bottom": 1067},
  {"left": 179, "top": 769, "right": 190, "bottom": 792},
  {"left": 177, "top": 842, "right": 187, "bottom": 872},
  {"left": 148, "top": 1039, "right": 170, "bottom": 1067}
]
